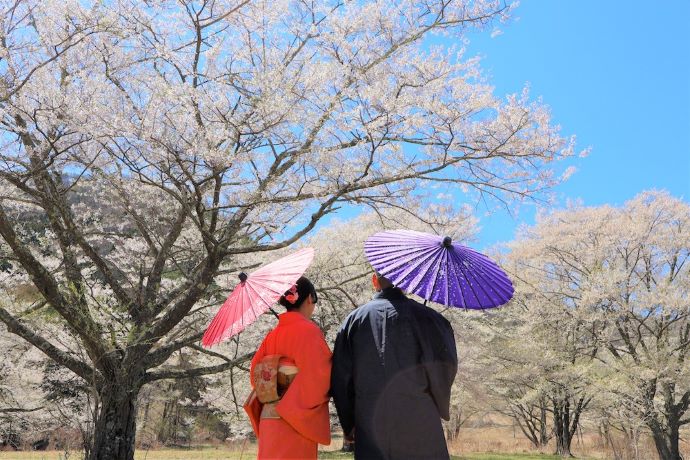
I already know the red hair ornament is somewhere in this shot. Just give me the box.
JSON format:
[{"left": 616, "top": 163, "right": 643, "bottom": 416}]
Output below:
[{"left": 284, "top": 284, "right": 299, "bottom": 304}]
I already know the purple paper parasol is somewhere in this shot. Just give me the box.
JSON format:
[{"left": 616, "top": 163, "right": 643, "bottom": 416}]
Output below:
[{"left": 364, "top": 230, "right": 513, "bottom": 309}]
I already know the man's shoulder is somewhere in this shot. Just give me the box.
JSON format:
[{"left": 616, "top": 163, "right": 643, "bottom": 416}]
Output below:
[
  {"left": 339, "top": 297, "right": 390, "bottom": 330},
  {"left": 344, "top": 297, "right": 385, "bottom": 320},
  {"left": 405, "top": 299, "right": 452, "bottom": 327},
  {"left": 340, "top": 294, "right": 451, "bottom": 326}
]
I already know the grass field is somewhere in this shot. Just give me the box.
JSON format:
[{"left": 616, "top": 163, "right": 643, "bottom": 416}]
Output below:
[
  {"left": 0, "top": 451, "right": 571, "bottom": 460},
  {"left": 0, "top": 454, "right": 564, "bottom": 460},
  {"left": 4, "top": 423, "right": 688, "bottom": 459}
]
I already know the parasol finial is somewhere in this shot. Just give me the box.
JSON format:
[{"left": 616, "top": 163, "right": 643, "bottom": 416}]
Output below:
[
  {"left": 442, "top": 236, "right": 452, "bottom": 248},
  {"left": 238, "top": 272, "right": 248, "bottom": 282}
]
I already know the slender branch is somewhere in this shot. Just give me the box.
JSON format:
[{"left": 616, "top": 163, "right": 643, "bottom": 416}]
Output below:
[
  {"left": 0, "top": 406, "right": 44, "bottom": 413},
  {"left": 141, "top": 331, "right": 205, "bottom": 370},
  {"left": 143, "top": 351, "right": 253, "bottom": 383}
]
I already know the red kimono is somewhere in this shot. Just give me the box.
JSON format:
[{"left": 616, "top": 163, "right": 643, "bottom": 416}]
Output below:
[{"left": 248, "top": 312, "right": 332, "bottom": 459}]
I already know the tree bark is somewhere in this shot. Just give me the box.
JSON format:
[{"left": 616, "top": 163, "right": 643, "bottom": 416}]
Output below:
[
  {"left": 87, "top": 378, "right": 141, "bottom": 460},
  {"left": 643, "top": 381, "right": 686, "bottom": 460},
  {"left": 649, "top": 419, "right": 681, "bottom": 460},
  {"left": 553, "top": 397, "right": 573, "bottom": 457},
  {"left": 539, "top": 398, "right": 549, "bottom": 447}
]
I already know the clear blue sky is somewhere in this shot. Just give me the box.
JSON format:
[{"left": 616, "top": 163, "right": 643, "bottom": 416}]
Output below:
[{"left": 460, "top": 0, "right": 690, "bottom": 249}]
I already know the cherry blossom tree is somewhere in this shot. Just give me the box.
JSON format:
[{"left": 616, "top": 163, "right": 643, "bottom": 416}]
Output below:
[
  {"left": 504, "top": 191, "right": 690, "bottom": 460},
  {"left": 471, "top": 263, "right": 590, "bottom": 455},
  {"left": 0, "top": 1, "right": 577, "bottom": 458}
]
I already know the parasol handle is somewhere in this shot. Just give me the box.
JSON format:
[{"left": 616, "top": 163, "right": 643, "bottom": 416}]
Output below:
[
  {"left": 269, "top": 307, "right": 279, "bottom": 319},
  {"left": 442, "top": 236, "right": 452, "bottom": 248}
]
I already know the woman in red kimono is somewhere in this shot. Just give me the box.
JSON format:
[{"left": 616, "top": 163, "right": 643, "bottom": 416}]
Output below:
[{"left": 247, "top": 276, "right": 332, "bottom": 459}]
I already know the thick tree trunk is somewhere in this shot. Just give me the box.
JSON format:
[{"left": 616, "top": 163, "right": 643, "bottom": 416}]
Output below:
[
  {"left": 643, "top": 382, "right": 686, "bottom": 460},
  {"left": 87, "top": 379, "right": 141, "bottom": 460},
  {"left": 553, "top": 393, "right": 589, "bottom": 458},
  {"left": 553, "top": 398, "right": 573, "bottom": 457},
  {"left": 649, "top": 421, "right": 681, "bottom": 460},
  {"left": 555, "top": 435, "right": 573, "bottom": 458}
]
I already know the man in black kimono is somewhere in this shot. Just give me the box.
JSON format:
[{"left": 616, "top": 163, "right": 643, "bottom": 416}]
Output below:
[{"left": 331, "top": 273, "right": 458, "bottom": 459}]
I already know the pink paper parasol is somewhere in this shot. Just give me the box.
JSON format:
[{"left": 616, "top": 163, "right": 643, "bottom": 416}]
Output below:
[{"left": 202, "top": 247, "right": 314, "bottom": 347}]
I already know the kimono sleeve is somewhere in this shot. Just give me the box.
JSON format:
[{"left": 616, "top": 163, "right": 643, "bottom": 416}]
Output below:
[
  {"left": 330, "top": 319, "right": 355, "bottom": 436},
  {"left": 245, "top": 334, "right": 270, "bottom": 437},
  {"left": 249, "top": 334, "right": 269, "bottom": 388},
  {"left": 276, "top": 323, "right": 332, "bottom": 445},
  {"left": 419, "top": 313, "right": 458, "bottom": 421}
]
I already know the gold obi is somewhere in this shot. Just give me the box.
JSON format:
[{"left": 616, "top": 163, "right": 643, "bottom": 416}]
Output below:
[
  {"left": 277, "top": 363, "right": 298, "bottom": 397},
  {"left": 260, "top": 402, "right": 280, "bottom": 419},
  {"left": 254, "top": 357, "right": 299, "bottom": 420}
]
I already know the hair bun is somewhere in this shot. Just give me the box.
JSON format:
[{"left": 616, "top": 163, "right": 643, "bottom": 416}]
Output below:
[
  {"left": 284, "top": 284, "right": 299, "bottom": 304},
  {"left": 278, "top": 276, "right": 315, "bottom": 311}
]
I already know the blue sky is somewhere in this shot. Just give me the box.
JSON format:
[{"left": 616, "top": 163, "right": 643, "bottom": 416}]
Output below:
[{"left": 461, "top": 0, "right": 690, "bottom": 249}]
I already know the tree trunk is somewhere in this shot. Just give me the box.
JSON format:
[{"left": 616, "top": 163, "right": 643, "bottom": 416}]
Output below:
[
  {"left": 644, "top": 381, "right": 685, "bottom": 460},
  {"left": 649, "top": 420, "right": 681, "bottom": 460},
  {"left": 553, "top": 398, "right": 573, "bottom": 457},
  {"left": 87, "top": 379, "right": 141, "bottom": 460},
  {"left": 539, "top": 400, "right": 549, "bottom": 446},
  {"left": 157, "top": 400, "right": 170, "bottom": 444},
  {"left": 556, "top": 434, "right": 573, "bottom": 458}
]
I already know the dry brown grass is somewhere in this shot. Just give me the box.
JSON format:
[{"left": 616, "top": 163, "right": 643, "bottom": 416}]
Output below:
[
  {"left": 1, "top": 427, "right": 688, "bottom": 460},
  {"left": 0, "top": 446, "right": 348, "bottom": 460},
  {"left": 448, "top": 424, "right": 690, "bottom": 460},
  {"left": 0, "top": 451, "right": 243, "bottom": 459}
]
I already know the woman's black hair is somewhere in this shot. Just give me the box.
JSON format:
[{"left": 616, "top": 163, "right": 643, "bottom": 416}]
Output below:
[{"left": 278, "top": 276, "right": 317, "bottom": 311}]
